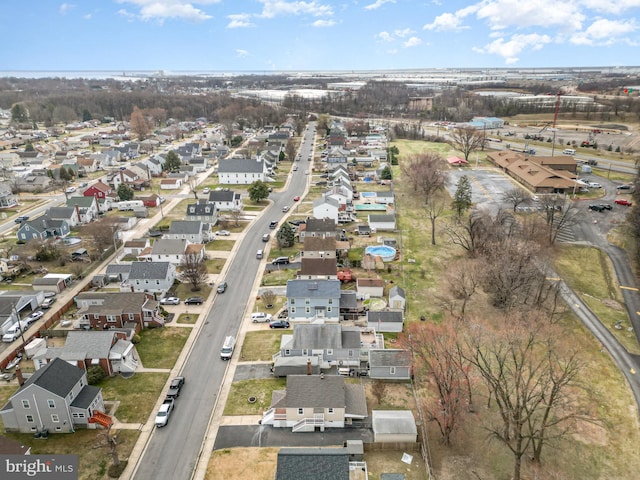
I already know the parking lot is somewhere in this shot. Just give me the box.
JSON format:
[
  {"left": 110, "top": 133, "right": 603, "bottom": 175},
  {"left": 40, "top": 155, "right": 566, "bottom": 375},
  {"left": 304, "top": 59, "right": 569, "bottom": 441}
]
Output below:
[{"left": 447, "top": 169, "right": 520, "bottom": 213}]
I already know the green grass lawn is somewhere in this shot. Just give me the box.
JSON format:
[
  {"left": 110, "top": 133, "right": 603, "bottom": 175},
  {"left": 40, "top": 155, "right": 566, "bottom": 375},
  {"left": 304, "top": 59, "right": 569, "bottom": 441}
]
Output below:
[
  {"left": 260, "top": 268, "right": 296, "bottom": 286},
  {"left": 176, "top": 313, "right": 198, "bottom": 324},
  {"left": 98, "top": 372, "right": 168, "bottom": 423},
  {"left": 223, "top": 378, "right": 286, "bottom": 416},
  {"left": 208, "top": 240, "right": 235, "bottom": 251},
  {"left": 205, "top": 257, "right": 227, "bottom": 274},
  {"left": 174, "top": 283, "right": 212, "bottom": 301},
  {"left": 136, "top": 327, "right": 191, "bottom": 368},
  {"left": 239, "top": 331, "right": 285, "bottom": 362}
]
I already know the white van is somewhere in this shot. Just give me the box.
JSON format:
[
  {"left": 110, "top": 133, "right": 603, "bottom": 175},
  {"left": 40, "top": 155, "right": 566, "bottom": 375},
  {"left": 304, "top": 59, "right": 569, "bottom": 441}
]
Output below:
[
  {"left": 220, "top": 336, "right": 235, "bottom": 360},
  {"left": 562, "top": 148, "right": 576, "bottom": 155},
  {"left": 256, "top": 249, "right": 263, "bottom": 259}
]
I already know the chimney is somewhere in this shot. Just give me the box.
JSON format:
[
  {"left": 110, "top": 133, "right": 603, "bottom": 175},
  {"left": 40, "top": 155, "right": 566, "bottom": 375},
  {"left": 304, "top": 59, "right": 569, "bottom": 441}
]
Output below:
[
  {"left": 15, "top": 366, "right": 25, "bottom": 386},
  {"left": 306, "top": 358, "right": 312, "bottom": 375}
]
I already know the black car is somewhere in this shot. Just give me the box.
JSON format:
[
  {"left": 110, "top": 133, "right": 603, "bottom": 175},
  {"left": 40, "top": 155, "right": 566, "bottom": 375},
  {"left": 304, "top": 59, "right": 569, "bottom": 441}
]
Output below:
[
  {"left": 617, "top": 185, "right": 632, "bottom": 190},
  {"left": 217, "top": 281, "right": 228, "bottom": 294},
  {"left": 269, "top": 320, "right": 290, "bottom": 329},
  {"left": 599, "top": 204, "right": 612, "bottom": 210},
  {"left": 588, "top": 205, "right": 606, "bottom": 212},
  {"left": 14, "top": 216, "right": 29, "bottom": 224},
  {"left": 184, "top": 297, "right": 204, "bottom": 305},
  {"left": 167, "top": 376, "right": 185, "bottom": 398}
]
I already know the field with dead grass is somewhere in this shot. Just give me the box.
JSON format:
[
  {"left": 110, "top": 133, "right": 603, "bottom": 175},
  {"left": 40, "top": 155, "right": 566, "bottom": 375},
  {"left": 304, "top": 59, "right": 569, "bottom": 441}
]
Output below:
[{"left": 207, "top": 447, "right": 279, "bottom": 480}]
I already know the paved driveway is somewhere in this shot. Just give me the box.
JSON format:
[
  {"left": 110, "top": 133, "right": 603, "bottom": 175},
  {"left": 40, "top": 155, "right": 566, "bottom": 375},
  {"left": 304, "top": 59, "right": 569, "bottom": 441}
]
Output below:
[
  {"left": 214, "top": 425, "right": 373, "bottom": 450},
  {"left": 233, "top": 364, "right": 273, "bottom": 381}
]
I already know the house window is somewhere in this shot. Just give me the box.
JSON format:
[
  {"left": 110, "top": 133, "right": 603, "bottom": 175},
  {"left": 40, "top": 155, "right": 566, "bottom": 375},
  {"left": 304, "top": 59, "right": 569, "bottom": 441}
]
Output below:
[
  {"left": 47, "top": 400, "right": 56, "bottom": 409},
  {"left": 72, "top": 413, "right": 85, "bottom": 418},
  {"left": 348, "top": 350, "right": 353, "bottom": 357},
  {"left": 284, "top": 349, "right": 291, "bottom": 356},
  {"left": 305, "top": 307, "right": 310, "bottom": 314},
  {"left": 297, "top": 408, "right": 304, "bottom": 415},
  {"left": 327, "top": 349, "right": 333, "bottom": 356},
  {"left": 290, "top": 299, "right": 295, "bottom": 305},
  {"left": 291, "top": 307, "right": 296, "bottom": 313},
  {"left": 328, "top": 298, "right": 333, "bottom": 305},
  {"left": 22, "top": 400, "right": 30, "bottom": 409},
  {"left": 93, "top": 314, "right": 99, "bottom": 319},
  {"left": 302, "top": 349, "right": 308, "bottom": 356},
  {"left": 26, "top": 415, "right": 34, "bottom": 423},
  {"left": 327, "top": 307, "right": 332, "bottom": 313},
  {"left": 51, "top": 414, "right": 60, "bottom": 423},
  {"left": 128, "top": 313, "right": 135, "bottom": 320},
  {"left": 305, "top": 298, "right": 310, "bottom": 305},
  {"left": 106, "top": 315, "right": 117, "bottom": 323},
  {"left": 390, "top": 367, "right": 396, "bottom": 375},
  {"left": 327, "top": 408, "right": 334, "bottom": 414}
]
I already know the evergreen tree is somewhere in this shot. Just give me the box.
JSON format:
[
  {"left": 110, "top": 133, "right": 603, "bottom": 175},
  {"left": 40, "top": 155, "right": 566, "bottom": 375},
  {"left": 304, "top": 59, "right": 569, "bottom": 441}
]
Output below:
[
  {"left": 276, "top": 223, "right": 295, "bottom": 248},
  {"left": 163, "top": 151, "right": 181, "bottom": 172},
  {"left": 452, "top": 175, "right": 473, "bottom": 217},
  {"left": 117, "top": 184, "right": 134, "bottom": 201},
  {"left": 381, "top": 165, "right": 393, "bottom": 180},
  {"left": 248, "top": 180, "right": 270, "bottom": 203}
]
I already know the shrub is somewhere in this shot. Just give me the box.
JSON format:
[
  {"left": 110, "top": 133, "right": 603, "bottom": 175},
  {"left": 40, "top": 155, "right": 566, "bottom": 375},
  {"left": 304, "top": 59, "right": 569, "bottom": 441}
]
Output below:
[{"left": 87, "top": 366, "right": 106, "bottom": 385}]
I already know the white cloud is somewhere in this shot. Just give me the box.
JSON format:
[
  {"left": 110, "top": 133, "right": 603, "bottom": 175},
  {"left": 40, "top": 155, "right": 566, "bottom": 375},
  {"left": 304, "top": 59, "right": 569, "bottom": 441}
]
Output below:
[
  {"left": 59, "top": 3, "right": 75, "bottom": 15},
  {"left": 475, "top": 0, "right": 583, "bottom": 31},
  {"left": 376, "top": 31, "right": 394, "bottom": 42},
  {"left": 83, "top": 13, "right": 92, "bottom": 20},
  {"left": 473, "top": 33, "right": 551, "bottom": 64},
  {"left": 117, "top": 9, "right": 136, "bottom": 20},
  {"left": 394, "top": 28, "right": 414, "bottom": 38},
  {"left": 579, "top": 0, "right": 640, "bottom": 15},
  {"left": 227, "top": 13, "right": 254, "bottom": 28},
  {"left": 257, "top": 0, "right": 333, "bottom": 19},
  {"left": 423, "top": 12, "right": 470, "bottom": 32},
  {"left": 235, "top": 49, "right": 249, "bottom": 58},
  {"left": 115, "top": 1, "right": 218, "bottom": 22},
  {"left": 570, "top": 18, "right": 638, "bottom": 45},
  {"left": 312, "top": 19, "right": 335, "bottom": 27},
  {"left": 403, "top": 36, "right": 422, "bottom": 48},
  {"left": 364, "top": 0, "right": 396, "bottom": 11}
]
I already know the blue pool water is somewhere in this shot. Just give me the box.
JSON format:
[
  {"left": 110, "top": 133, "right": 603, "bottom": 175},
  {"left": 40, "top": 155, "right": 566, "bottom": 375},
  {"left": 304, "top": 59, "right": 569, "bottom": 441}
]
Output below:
[
  {"left": 360, "top": 192, "right": 376, "bottom": 198},
  {"left": 365, "top": 245, "right": 397, "bottom": 262}
]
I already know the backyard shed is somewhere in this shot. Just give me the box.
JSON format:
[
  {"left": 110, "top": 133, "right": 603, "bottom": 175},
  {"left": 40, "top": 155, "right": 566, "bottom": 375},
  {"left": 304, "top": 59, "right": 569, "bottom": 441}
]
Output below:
[{"left": 371, "top": 410, "right": 418, "bottom": 443}]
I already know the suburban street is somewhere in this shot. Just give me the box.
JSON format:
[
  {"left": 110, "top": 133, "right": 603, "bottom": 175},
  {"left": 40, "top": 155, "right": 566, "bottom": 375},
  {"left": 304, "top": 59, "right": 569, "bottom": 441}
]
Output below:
[{"left": 129, "top": 124, "right": 315, "bottom": 480}]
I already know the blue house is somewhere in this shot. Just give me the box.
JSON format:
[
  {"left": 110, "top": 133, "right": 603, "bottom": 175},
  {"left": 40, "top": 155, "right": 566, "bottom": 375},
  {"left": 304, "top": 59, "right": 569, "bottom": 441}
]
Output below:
[
  {"left": 17, "top": 218, "right": 70, "bottom": 242},
  {"left": 286, "top": 279, "right": 342, "bottom": 323}
]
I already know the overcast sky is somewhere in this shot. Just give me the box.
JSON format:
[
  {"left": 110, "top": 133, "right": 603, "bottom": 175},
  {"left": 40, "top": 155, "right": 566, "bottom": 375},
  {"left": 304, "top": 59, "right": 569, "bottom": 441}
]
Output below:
[{"left": 2, "top": 0, "right": 639, "bottom": 73}]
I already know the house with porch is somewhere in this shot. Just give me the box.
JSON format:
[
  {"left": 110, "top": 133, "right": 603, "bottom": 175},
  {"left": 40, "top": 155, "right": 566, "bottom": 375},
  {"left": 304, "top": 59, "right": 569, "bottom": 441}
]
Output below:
[
  {"left": 0, "top": 182, "right": 18, "bottom": 208},
  {"left": 261, "top": 374, "right": 367, "bottom": 431},
  {"left": 207, "top": 190, "right": 243, "bottom": 212},
  {"left": 74, "top": 291, "right": 164, "bottom": 331},
  {"left": 163, "top": 220, "right": 212, "bottom": 243},
  {"left": 44, "top": 206, "right": 81, "bottom": 228},
  {"left": 0, "top": 358, "right": 106, "bottom": 434}
]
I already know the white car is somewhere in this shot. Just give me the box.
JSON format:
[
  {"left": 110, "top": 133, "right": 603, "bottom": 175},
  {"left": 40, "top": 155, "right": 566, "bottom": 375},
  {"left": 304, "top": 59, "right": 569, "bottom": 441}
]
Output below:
[
  {"left": 160, "top": 297, "right": 180, "bottom": 305},
  {"left": 251, "top": 312, "right": 273, "bottom": 323},
  {"left": 65, "top": 186, "right": 76, "bottom": 194},
  {"left": 282, "top": 206, "right": 290, "bottom": 213},
  {"left": 25, "top": 311, "right": 44, "bottom": 325},
  {"left": 202, "top": 187, "right": 210, "bottom": 194},
  {"left": 216, "top": 230, "right": 231, "bottom": 236}
]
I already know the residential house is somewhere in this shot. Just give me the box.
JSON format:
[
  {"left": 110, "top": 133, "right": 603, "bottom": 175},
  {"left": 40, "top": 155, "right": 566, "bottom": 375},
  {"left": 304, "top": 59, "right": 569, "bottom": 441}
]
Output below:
[
  {"left": 139, "top": 156, "right": 164, "bottom": 176},
  {"left": 0, "top": 358, "right": 105, "bottom": 434},
  {"left": 286, "top": 279, "right": 341, "bottom": 323},
  {"left": 218, "top": 158, "right": 267, "bottom": 184},
  {"left": 301, "top": 236, "right": 337, "bottom": 259},
  {"left": 110, "top": 169, "right": 145, "bottom": 191},
  {"left": 299, "top": 218, "right": 337, "bottom": 242},
  {"left": 138, "top": 238, "right": 204, "bottom": 265},
  {"left": 17, "top": 218, "right": 70, "bottom": 242},
  {"left": 186, "top": 200, "right": 218, "bottom": 225},
  {"left": 160, "top": 178, "right": 183, "bottom": 190},
  {"left": 312, "top": 196, "right": 340, "bottom": 224},
  {"left": 75, "top": 291, "right": 164, "bottom": 331},
  {"left": 261, "top": 375, "right": 368, "bottom": 431},
  {"left": 188, "top": 157, "right": 208, "bottom": 173},
  {"left": 297, "top": 258, "right": 338, "bottom": 280},
  {"left": 15, "top": 175, "right": 52, "bottom": 193},
  {"left": 66, "top": 196, "right": 99, "bottom": 223},
  {"left": 45, "top": 207, "right": 80, "bottom": 228},
  {"left": 207, "top": 190, "right": 243, "bottom": 212},
  {"left": 164, "top": 220, "right": 211, "bottom": 243},
  {"left": 368, "top": 214, "right": 396, "bottom": 231},
  {"left": 139, "top": 194, "right": 161, "bottom": 208},
  {"left": 368, "top": 349, "right": 412, "bottom": 381},
  {"left": 275, "top": 446, "right": 366, "bottom": 480},
  {"left": 388, "top": 286, "right": 406, "bottom": 310},
  {"left": 83, "top": 181, "right": 114, "bottom": 205},
  {"left": 123, "top": 239, "right": 151, "bottom": 257},
  {"left": 120, "top": 261, "right": 176, "bottom": 296},
  {"left": 33, "top": 330, "right": 138, "bottom": 377},
  {"left": 367, "top": 310, "right": 404, "bottom": 333},
  {"left": 77, "top": 156, "right": 99, "bottom": 174},
  {"left": 0, "top": 182, "right": 18, "bottom": 208},
  {"left": 375, "top": 191, "right": 395, "bottom": 205},
  {"left": 357, "top": 278, "right": 385, "bottom": 298}
]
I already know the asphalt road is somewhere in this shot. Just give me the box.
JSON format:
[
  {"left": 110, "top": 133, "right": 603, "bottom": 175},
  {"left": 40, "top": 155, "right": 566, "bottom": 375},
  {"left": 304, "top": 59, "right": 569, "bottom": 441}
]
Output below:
[{"left": 131, "top": 123, "right": 316, "bottom": 480}]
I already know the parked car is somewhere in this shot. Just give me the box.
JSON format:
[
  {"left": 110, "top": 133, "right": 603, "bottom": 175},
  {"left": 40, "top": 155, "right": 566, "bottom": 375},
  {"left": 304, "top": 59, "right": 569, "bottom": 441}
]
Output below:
[
  {"left": 269, "top": 220, "right": 278, "bottom": 229},
  {"left": 155, "top": 398, "right": 175, "bottom": 427},
  {"left": 599, "top": 204, "right": 612, "bottom": 210},
  {"left": 293, "top": 196, "right": 300, "bottom": 201},
  {"left": 269, "top": 320, "right": 291, "bottom": 329},
  {"left": 167, "top": 376, "right": 185, "bottom": 399},
  {"left": 184, "top": 297, "right": 204, "bottom": 305},
  {"left": 588, "top": 205, "right": 606, "bottom": 212},
  {"left": 271, "top": 257, "right": 290, "bottom": 265},
  {"left": 617, "top": 185, "right": 632, "bottom": 190},
  {"left": 202, "top": 187, "right": 210, "bottom": 194},
  {"left": 216, "top": 230, "right": 231, "bottom": 236},
  {"left": 14, "top": 216, "right": 29, "bottom": 224},
  {"left": 40, "top": 298, "right": 56, "bottom": 309},
  {"left": 25, "top": 311, "right": 44, "bottom": 325},
  {"left": 2, "top": 324, "right": 25, "bottom": 343},
  {"left": 251, "top": 312, "right": 273, "bottom": 323},
  {"left": 615, "top": 199, "right": 633, "bottom": 206},
  {"left": 160, "top": 297, "right": 181, "bottom": 305},
  {"left": 282, "top": 205, "right": 290, "bottom": 212},
  {"left": 216, "top": 281, "right": 228, "bottom": 294}
]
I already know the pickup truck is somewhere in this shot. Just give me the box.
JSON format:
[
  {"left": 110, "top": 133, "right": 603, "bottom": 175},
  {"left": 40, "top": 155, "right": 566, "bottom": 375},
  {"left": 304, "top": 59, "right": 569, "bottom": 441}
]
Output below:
[
  {"left": 167, "top": 376, "right": 185, "bottom": 399},
  {"left": 155, "top": 397, "right": 175, "bottom": 427}
]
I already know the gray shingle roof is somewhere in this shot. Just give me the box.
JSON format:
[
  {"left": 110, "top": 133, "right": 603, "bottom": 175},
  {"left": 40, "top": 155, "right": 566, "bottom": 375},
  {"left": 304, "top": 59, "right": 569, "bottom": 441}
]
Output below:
[
  {"left": 298, "top": 257, "right": 337, "bottom": 276},
  {"left": 291, "top": 324, "right": 360, "bottom": 350},
  {"left": 151, "top": 238, "right": 187, "bottom": 255},
  {"left": 305, "top": 218, "right": 337, "bottom": 233},
  {"left": 207, "top": 190, "right": 236, "bottom": 202},
  {"left": 218, "top": 158, "right": 264, "bottom": 174},
  {"left": 389, "top": 286, "right": 405, "bottom": 298},
  {"left": 128, "top": 262, "right": 171, "bottom": 280},
  {"left": 276, "top": 448, "right": 349, "bottom": 480},
  {"left": 369, "top": 349, "right": 411, "bottom": 368},
  {"left": 16, "top": 358, "right": 84, "bottom": 398},
  {"left": 286, "top": 279, "right": 341, "bottom": 299},
  {"left": 367, "top": 311, "right": 403, "bottom": 323},
  {"left": 60, "top": 331, "right": 116, "bottom": 360},
  {"left": 339, "top": 291, "right": 357, "bottom": 309},
  {"left": 368, "top": 214, "right": 396, "bottom": 223},
  {"left": 70, "top": 385, "right": 102, "bottom": 409},
  {"left": 279, "top": 375, "right": 345, "bottom": 408},
  {"left": 168, "top": 220, "right": 202, "bottom": 235}
]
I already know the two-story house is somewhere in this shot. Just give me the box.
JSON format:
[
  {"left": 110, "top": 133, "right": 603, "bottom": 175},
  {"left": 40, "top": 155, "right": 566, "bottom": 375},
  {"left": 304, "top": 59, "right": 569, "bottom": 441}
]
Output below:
[
  {"left": 298, "top": 218, "right": 337, "bottom": 242},
  {"left": 260, "top": 375, "right": 367, "bottom": 431},
  {"left": 301, "top": 236, "right": 337, "bottom": 258},
  {"left": 186, "top": 200, "right": 218, "bottom": 225},
  {"left": 120, "top": 261, "right": 176, "bottom": 296},
  {"left": 286, "top": 279, "right": 341, "bottom": 323},
  {"left": 17, "top": 217, "right": 70, "bottom": 242},
  {"left": 138, "top": 239, "right": 205, "bottom": 265},
  {"left": 45, "top": 206, "right": 81, "bottom": 228},
  {"left": 218, "top": 158, "right": 267, "bottom": 184},
  {"left": 296, "top": 258, "right": 338, "bottom": 280},
  {"left": 207, "top": 190, "right": 243, "bottom": 212},
  {"left": 0, "top": 358, "right": 106, "bottom": 434},
  {"left": 66, "top": 196, "right": 99, "bottom": 223},
  {"left": 312, "top": 197, "right": 340, "bottom": 224},
  {"left": 0, "top": 182, "right": 18, "bottom": 208},
  {"left": 163, "top": 220, "right": 211, "bottom": 244},
  {"left": 75, "top": 291, "right": 164, "bottom": 331}
]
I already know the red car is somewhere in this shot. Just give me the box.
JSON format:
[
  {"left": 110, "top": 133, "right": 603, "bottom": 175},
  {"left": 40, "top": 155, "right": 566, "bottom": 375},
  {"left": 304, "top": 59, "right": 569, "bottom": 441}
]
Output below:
[
  {"left": 615, "top": 199, "right": 633, "bottom": 206},
  {"left": 293, "top": 196, "right": 300, "bottom": 201}
]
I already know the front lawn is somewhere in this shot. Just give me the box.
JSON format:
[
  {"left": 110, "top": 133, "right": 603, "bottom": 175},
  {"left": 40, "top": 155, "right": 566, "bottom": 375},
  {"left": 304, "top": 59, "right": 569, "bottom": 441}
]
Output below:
[
  {"left": 136, "top": 327, "right": 191, "bottom": 368},
  {"left": 239, "top": 331, "right": 284, "bottom": 362},
  {"left": 98, "top": 372, "right": 168, "bottom": 423},
  {"left": 223, "top": 378, "right": 286, "bottom": 416}
]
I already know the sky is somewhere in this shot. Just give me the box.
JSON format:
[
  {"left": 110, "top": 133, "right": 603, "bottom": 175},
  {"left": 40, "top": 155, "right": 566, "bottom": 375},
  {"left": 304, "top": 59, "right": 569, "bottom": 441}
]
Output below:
[{"left": 1, "top": 0, "right": 640, "bottom": 73}]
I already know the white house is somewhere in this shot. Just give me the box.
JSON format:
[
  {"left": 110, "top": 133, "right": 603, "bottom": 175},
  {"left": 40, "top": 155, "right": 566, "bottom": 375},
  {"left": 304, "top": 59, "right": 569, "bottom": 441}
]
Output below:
[
  {"left": 218, "top": 158, "right": 267, "bottom": 184},
  {"left": 207, "top": 190, "right": 243, "bottom": 211},
  {"left": 368, "top": 214, "right": 396, "bottom": 231},
  {"left": 312, "top": 196, "right": 340, "bottom": 224},
  {"left": 160, "top": 178, "right": 183, "bottom": 190}
]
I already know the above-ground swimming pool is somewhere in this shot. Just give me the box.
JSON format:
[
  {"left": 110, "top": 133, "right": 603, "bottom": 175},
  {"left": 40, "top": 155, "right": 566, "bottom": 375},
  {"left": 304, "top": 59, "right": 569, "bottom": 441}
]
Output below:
[{"left": 365, "top": 245, "right": 397, "bottom": 262}]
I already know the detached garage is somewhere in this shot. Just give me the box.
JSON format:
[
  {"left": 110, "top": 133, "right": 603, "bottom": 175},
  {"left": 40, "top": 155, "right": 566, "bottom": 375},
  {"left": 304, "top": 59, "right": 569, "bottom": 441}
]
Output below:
[{"left": 371, "top": 410, "right": 417, "bottom": 443}]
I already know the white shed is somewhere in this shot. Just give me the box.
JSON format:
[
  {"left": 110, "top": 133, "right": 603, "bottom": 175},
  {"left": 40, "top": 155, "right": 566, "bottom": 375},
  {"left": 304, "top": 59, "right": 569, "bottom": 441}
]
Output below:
[{"left": 372, "top": 410, "right": 418, "bottom": 443}]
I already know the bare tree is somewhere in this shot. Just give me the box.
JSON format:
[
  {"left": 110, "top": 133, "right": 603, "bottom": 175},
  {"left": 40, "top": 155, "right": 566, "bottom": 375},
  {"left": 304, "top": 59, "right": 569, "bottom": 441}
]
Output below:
[
  {"left": 261, "top": 289, "right": 276, "bottom": 308},
  {"left": 443, "top": 259, "right": 481, "bottom": 318},
  {"left": 450, "top": 126, "right": 486, "bottom": 162},
  {"left": 537, "top": 194, "right": 580, "bottom": 244},
  {"left": 80, "top": 220, "right": 119, "bottom": 256},
  {"left": 370, "top": 380, "right": 388, "bottom": 406},
  {"left": 178, "top": 253, "right": 208, "bottom": 291},
  {"left": 130, "top": 106, "right": 150, "bottom": 141},
  {"left": 285, "top": 138, "right": 297, "bottom": 161},
  {"left": 503, "top": 188, "right": 531, "bottom": 212},
  {"left": 426, "top": 194, "right": 446, "bottom": 246},
  {"left": 399, "top": 152, "right": 446, "bottom": 202}
]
